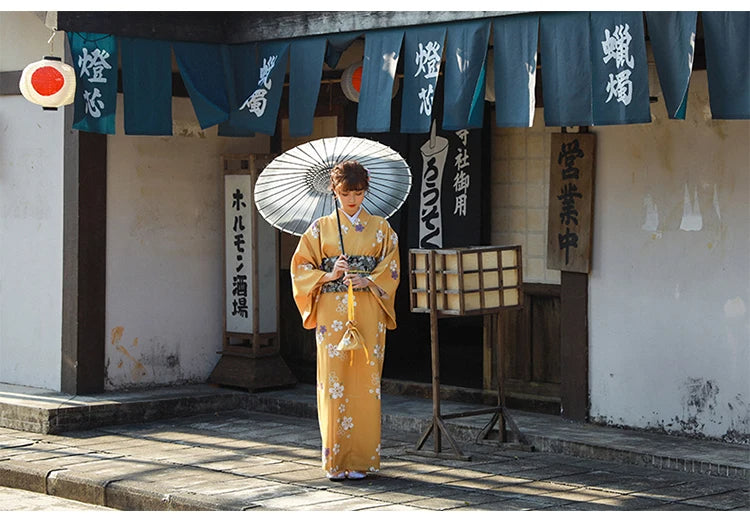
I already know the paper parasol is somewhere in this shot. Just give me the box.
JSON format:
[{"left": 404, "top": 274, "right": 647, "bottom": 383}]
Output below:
[{"left": 253, "top": 136, "right": 412, "bottom": 236}]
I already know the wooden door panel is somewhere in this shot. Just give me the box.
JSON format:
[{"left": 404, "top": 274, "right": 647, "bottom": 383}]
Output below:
[{"left": 491, "top": 283, "right": 561, "bottom": 410}]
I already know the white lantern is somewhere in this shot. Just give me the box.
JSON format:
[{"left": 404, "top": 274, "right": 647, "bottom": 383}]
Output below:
[
  {"left": 19, "top": 56, "right": 76, "bottom": 110},
  {"left": 340, "top": 61, "right": 400, "bottom": 103}
]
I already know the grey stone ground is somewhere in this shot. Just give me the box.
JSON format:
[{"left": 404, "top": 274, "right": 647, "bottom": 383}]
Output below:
[
  {"left": 1, "top": 409, "right": 748, "bottom": 511},
  {"left": 0, "top": 486, "right": 114, "bottom": 511}
]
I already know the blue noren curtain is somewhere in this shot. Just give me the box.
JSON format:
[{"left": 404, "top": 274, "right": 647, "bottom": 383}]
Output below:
[
  {"left": 400, "top": 25, "right": 447, "bottom": 134},
  {"left": 289, "top": 37, "right": 327, "bottom": 137},
  {"left": 590, "top": 12, "right": 651, "bottom": 125},
  {"left": 493, "top": 14, "right": 539, "bottom": 128},
  {"left": 121, "top": 37, "right": 172, "bottom": 135},
  {"left": 357, "top": 29, "right": 404, "bottom": 133},
  {"left": 540, "top": 13, "right": 593, "bottom": 127},
  {"left": 645, "top": 12, "right": 697, "bottom": 119},
  {"left": 442, "top": 20, "right": 491, "bottom": 131},
  {"left": 702, "top": 11, "right": 750, "bottom": 120},
  {"left": 172, "top": 41, "right": 230, "bottom": 129},
  {"left": 69, "top": 32, "right": 118, "bottom": 134}
]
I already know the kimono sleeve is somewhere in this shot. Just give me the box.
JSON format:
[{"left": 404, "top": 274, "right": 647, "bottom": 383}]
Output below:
[
  {"left": 367, "top": 219, "right": 401, "bottom": 330},
  {"left": 290, "top": 221, "right": 327, "bottom": 330}
]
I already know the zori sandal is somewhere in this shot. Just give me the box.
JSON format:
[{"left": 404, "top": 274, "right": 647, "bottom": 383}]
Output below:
[{"left": 326, "top": 471, "right": 346, "bottom": 481}]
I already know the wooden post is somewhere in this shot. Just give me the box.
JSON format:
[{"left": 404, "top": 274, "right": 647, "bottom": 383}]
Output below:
[
  {"left": 496, "top": 311, "right": 507, "bottom": 443},
  {"left": 428, "top": 250, "right": 442, "bottom": 453},
  {"left": 250, "top": 155, "right": 260, "bottom": 357}
]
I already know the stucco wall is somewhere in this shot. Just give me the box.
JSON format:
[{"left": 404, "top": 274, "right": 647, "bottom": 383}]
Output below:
[
  {"left": 588, "top": 71, "right": 750, "bottom": 442},
  {"left": 0, "top": 12, "right": 65, "bottom": 72},
  {"left": 0, "top": 13, "right": 65, "bottom": 390},
  {"left": 489, "top": 70, "right": 749, "bottom": 442},
  {"left": 105, "top": 96, "right": 269, "bottom": 389},
  {"left": 0, "top": 100, "right": 64, "bottom": 390},
  {"left": 490, "top": 111, "right": 560, "bottom": 284}
]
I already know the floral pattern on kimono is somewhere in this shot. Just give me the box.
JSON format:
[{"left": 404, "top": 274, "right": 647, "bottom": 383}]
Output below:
[{"left": 291, "top": 208, "right": 400, "bottom": 475}]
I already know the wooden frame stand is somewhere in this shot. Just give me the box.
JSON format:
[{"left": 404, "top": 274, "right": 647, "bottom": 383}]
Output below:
[
  {"left": 408, "top": 246, "right": 530, "bottom": 460},
  {"left": 209, "top": 154, "right": 296, "bottom": 392}
]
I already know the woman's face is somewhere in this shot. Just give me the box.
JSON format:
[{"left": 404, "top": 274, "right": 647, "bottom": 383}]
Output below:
[{"left": 335, "top": 186, "right": 366, "bottom": 215}]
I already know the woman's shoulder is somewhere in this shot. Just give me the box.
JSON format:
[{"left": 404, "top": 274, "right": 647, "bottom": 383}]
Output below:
[
  {"left": 305, "top": 212, "right": 336, "bottom": 234},
  {"left": 373, "top": 215, "right": 393, "bottom": 230}
]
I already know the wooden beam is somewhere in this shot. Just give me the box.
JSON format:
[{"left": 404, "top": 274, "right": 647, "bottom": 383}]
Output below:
[
  {"left": 61, "top": 110, "right": 107, "bottom": 394},
  {"left": 0, "top": 71, "right": 21, "bottom": 95},
  {"left": 57, "top": 11, "right": 520, "bottom": 44},
  {"left": 559, "top": 271, "right": 589, "bottom": 421}
]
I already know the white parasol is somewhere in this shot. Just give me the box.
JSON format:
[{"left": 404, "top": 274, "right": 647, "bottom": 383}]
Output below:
[{"left": 253, "top": 136, "right": 412, "bottom": 237}]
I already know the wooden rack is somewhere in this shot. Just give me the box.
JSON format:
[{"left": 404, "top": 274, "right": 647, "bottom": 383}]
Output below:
[{"left": 408, "top": 246, "right": 530, "bottom": 460}]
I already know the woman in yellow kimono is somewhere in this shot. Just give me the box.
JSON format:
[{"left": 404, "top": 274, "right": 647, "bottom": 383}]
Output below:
[{"left": 290, "top": 161, "right": 400, "bottom": 481}]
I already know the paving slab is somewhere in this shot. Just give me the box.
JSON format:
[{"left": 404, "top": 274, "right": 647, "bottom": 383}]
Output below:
[
  {"left": 465, "top": 495, "right": 562, "bottom": 510},
  {"left": 444, "top": 473, "right": 534, "bottom": 490},
  {"left": 1, "top": 383, "right": 748, "bottom": 512},
  {"left": 174, "top": 476, "right": 272, "bottom": 495},
  {"left": 351, "top": 489, "right": 425, "bottom": 505},
  {"left": 650, "top": 502, "right": 716, "bottom": 511},
  {"left": 363, "top": 503, "right": 424, "bottom": 510},
  {"left": 628, "top": 477, "right": 746, "bottom": 501},
  {"left": 405, "top": 496, "right": 475, "bottom": 510},
  {"left": 671, "top": 489, "right": 750, "bottom": 510},
  {"left": 300, "top": 495, "right": 392, "bottom": 511},
  {"left": 557, "top": 493, "right": 667, "bottom": 510},
  {"left": 211, "top": 483, "right": 310, "bottom": 506},
  {"left": 46, "top": 468, "right": 110, "bottom": 506},
  {"left": 253, "top": 487, "right": 351, "bottom": 510},
  {"left": 262, "top": 465, "right": 335, "bottom": 484}
]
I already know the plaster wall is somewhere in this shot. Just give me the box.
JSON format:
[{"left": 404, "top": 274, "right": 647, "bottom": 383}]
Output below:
[
  {"left": 589, "top": 71, "right": 750, "bottom": 442},
  {"left": 0, "top": 12, "right": 65, "bottom": 72},
  {"left": 105, "top": 96, "right": 269, "bottom": 389},
  {"left": 0, "top": 96, "right": 64, "bottom": 389},
  {"left": 490, "top": 110, "right": 560, "bottom": 284},
  {"left": 0, "top": 12, "right": 65, "bottom": 390}
]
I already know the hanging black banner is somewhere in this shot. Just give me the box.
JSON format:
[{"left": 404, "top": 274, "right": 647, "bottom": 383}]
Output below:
[
  {"left": 346, "top": 73, "right": 486, "bottom": 250},
  {"left": 405, "top": 119, "right": 484, "bottom": 249}
]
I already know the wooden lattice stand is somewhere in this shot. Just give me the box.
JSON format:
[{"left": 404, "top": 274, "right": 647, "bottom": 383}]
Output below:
[{"left": 409, "top": 245, "right": 529, "bottom": 460}]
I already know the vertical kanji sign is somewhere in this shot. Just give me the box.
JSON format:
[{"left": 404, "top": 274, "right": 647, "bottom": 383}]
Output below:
[
  {"left": 224, "top": 170, "right": 278, "bottom": 336},
  {"left": 547, "top": 133, "right": 596, "bottom": 273},
  {"left": 226, "top": 175, "right": 253, "bottom": 333}
]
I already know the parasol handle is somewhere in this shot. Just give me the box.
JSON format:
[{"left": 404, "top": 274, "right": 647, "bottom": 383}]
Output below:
[{"left": 333, "top": 191, "right": 346, "bottom": 256}]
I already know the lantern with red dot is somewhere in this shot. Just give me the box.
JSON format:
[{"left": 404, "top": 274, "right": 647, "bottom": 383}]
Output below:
[
  {"left": 19, "top": 56, "right": 76, "bottom": 111},
  {"left": 341, "top": 61, "right": 400, "bottom": 103}
]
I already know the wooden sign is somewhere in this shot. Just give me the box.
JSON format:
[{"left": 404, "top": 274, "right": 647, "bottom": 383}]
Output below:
[
  {"left": 224, "top": 172, "right": 277, "bottom": 335},
  {"left": 547, "top": 133, "right": 596, "bottom": 273},
  {"left": 211, "top": 155, "right": 296, "bottom": 393}
]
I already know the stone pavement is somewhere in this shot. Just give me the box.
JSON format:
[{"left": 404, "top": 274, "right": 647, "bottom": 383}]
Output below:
[
  {"left": 0, "top": 383, "right": 748, "bottom": 511},
  {"left": 0, "top": 409, "right": 748, "bottom": 512}
]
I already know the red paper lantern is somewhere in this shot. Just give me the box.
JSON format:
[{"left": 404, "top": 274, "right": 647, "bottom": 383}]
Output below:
[
  {"left": 19, "top": 56, "right": 76, "bottom": 111},
  {"left": 341, "top": 61, "right": 399, "bottom": 103}
]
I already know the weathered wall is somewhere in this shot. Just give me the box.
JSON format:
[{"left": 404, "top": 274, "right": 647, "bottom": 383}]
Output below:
[
  {"left": 0, "top": 12, "right": 65, "bottom": 71},
  {"left": 0, "top": 12, "right": 65, "bottom": 389},
  {"left": 490, "top": 111, "right": 560, "bottom": 284},
  {"left": 589, "top": 70, "right": 749, "bottom": 442},
  {"left": 490, "top": 70, "right": 749, "bottom": 442},
  {"left": 105, "top": 96, "right": 269, "bottom": 389}
]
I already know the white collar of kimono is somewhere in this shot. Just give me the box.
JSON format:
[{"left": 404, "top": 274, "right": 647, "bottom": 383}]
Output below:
[{"left": 341, "top": 206, "right": 363, "bottom": 224}]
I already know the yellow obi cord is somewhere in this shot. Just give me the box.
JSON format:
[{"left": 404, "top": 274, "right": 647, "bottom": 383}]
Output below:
[{"left": 347, "top": 278, "right": 370, "bottom": 366}]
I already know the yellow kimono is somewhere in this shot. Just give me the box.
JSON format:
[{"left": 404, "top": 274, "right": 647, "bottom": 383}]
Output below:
[{"left": 290, "top": 208, "right": 400, "bottom": 475}]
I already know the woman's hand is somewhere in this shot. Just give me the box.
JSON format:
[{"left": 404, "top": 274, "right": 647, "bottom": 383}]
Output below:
[
  {"left": 343, "top": 273, "right": 372, "bottom": 288},
  {"left": 325, "top": 254, "right": 349, "bottom": 282}
]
